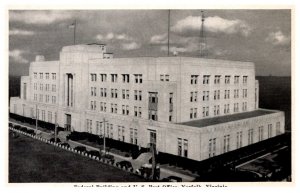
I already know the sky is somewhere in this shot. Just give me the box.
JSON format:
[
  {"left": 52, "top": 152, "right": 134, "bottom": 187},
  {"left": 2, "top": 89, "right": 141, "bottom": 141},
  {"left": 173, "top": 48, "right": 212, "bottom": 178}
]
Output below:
[{"left": 9, "top": 9, "right": 291, "bottom": 76}]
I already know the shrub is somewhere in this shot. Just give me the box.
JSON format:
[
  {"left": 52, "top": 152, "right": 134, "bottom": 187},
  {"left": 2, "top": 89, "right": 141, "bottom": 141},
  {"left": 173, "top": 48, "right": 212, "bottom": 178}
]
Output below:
[
  {"left": 14, "top": 125, "right": 21, "bottom": 130},
  {"left": 20, "top": 127, "right": 28, "bottom": 132},
  {"left": 50, "top": 138, "right": 61, "bottom": 143},
  {"left": 26, "top": 129, "right": 35, "bottom": 135}
]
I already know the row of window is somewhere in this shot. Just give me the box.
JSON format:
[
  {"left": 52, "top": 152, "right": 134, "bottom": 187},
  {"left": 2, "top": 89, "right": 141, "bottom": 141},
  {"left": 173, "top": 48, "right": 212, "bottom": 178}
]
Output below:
[
  {"left": 191, "top": 75, "right": 248, "bottom": 85},
  {"left": 33, "top": 72, "right": 56, "bottom": 80},
  {"left": 86, "top": 119, "right": 138, "bottom": 145},
  {"left": 33, "top": 94, "right": 56, "bottom": 104},
  {"left": 190, "top": 102, "right": 248, "bottom": 119},
  {"left": 30, "top": 109, "right": 57, "bottom": 123},
  {"left": 208, "top": 122, "right": 281, "bottom": 158},
  {"left": 34, "top": 83, "right": 56, "bottom": 92},
  {"left": 91, "top": 87, "right": 143, "bottom": 101},
  {"left": 90, "top": 73, "right": 143, "bottom": 83},
  {"left": 190, "top": 89, "right": 248, "bottom": 102}
]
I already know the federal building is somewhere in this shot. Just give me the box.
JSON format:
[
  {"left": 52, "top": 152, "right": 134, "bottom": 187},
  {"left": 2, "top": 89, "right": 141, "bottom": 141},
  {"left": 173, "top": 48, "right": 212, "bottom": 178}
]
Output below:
[{"left": 10, "top": 44, "right": 285, "bottom": 161}]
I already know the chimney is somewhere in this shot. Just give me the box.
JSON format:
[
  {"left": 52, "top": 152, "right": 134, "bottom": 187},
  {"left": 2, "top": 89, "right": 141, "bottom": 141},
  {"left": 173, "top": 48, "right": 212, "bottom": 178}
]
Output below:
[{"left": 35, "top": 55, "right": 45, "bottom": 62}]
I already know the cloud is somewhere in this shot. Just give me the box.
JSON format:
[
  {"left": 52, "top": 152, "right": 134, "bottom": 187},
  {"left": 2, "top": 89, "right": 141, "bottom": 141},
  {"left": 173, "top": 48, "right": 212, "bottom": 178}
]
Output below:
[
  {"left": 150, "top": 33, "right": 168, "bottom": 44},
  {"left": 96, "top": 32, "right": 134, "bottom": 42},
  {"left": 10, "top": 11, "right": 73, "bottom": 24},
  {"left": 9, "top": 49, "right": 29, "bottom": 64},
  {"left": 9, "top": 29, "right": 35, "bottom": 36},
  {"left": 121, "top": 42, "right": 141, "bottom": 50},
  {"left": 265, "top": 31, "right": 290, "bottom": 46},
  {"left": 171, "top": 16, "right": 251, "bottom": 37}
]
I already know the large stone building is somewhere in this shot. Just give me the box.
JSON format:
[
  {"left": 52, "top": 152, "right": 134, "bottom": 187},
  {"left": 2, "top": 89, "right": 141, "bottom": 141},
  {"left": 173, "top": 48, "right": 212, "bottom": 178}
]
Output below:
[{"left": 10, "top": 44, "right": 285, "bottom": 161}]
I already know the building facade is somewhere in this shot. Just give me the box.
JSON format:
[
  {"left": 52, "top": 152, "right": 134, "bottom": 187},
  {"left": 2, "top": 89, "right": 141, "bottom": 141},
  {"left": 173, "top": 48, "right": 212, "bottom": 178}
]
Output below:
[{"left": 10, "top": 44, "right": 285, "bottom": 161}]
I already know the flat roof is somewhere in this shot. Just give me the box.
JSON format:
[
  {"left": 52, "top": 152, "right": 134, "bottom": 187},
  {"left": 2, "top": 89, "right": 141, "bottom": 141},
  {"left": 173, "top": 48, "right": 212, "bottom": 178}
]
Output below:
[{"left": 179, "top": 110, "right": 276, "bottom": 128}]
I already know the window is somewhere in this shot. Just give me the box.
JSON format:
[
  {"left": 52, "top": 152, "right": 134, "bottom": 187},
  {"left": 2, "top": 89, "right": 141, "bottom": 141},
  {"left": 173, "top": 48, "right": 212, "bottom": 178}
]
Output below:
[
  {"left": 148, "top": 110, "right": 157, "bottom": 121},
  {"left": 111, "top": 89, "right": 118, "bottom": 98},
  {"left": 214, "top": 75, "right": 221, "bottom": 84},
  {"left": 34, "top": 94, "right": 37, "bottom": 101},
  {"left": 134, "top": 74, "right": 142, "bottom": 83},
  {"left": 203, "top": 91, "right": 209, "bottom": 101},
  {"left": 100, "top": 74, "right": 107, "bottom": 82},
  {"left": 111, "top": 74, "right": 118, "bottom": 82},
  {"left": 134, "top": 106, "right": 138, "bottom": 117},
  {"left": 183, "top": 139, "right": 188, "bottom": 158},
  {"left": 224, "top": 90, "right": 230, "bottom": 99},
  {"left": 243, "top": 76, "right": 248, "bottom": 84},
  {"left": 122, "top": 74, "right": 130, "bottom": 83},
  {"left": 191, "top": 75, "right": 198, "bottom": 84},
  {"left": 130, "top": 128, "right": 138, "bottom": 144},
  {"left": 90, "top": 101, "right": 96, "bottom": 110},
  {"left": 46, "top": 73, "right": 49, "bottom": 79},
  {"left": 190, "top": 91, "right": 197, "bottom": 102},
  {"left": 234, "top": 76, "right": 239, "bottom": 84},
  {"left": 110, "top": 124, "right": 114, "bottom": 138},
  {"left": 45, "top": 95, "right": 49, "bottom": 103},
  {"left": 203, "top": 75, "right": 210, "bottom": 84},
  {"left": 45, "top": 84, "right": 49, "bottom": 91},
  {"left": 90, "top": 73, "right": 97, "bottom": 81},
  {"left": 214, "top": 90, "right": 220, "bottom": 100},
  {"left": 139, "top": 91, "right": 142, "bottom": 101},
  {"left": 160, "top": 74, "right": 170, "bottom": 81},
  {"left": 134, "top": 129, "right": 138, "bottom": 144},
  {"left": 223, "top": 135, "right": 230, "bottom": 153},
  {"left": 209, "top": 138, "right": 217, "bottom": 158},
  {"left": 276, "top": 122, "right": 281, "bottom": 135},
  {"left": 86, "top": 119, "right": 93, "bottom": 133},
  {"left": 41, "top": 110, "right": 45, "bottom": 121},
  {"left": 214, "top": 105, "right": 220, "bottom": 116},
  {"left": 202, "top": 106, "right": 209, "bottom": 117},
  {"left": 134, "top": 90, "right": 138, "bottom": 100},
  {"left": 52, "top": 84, "right": 56, "bottom": 92},
  {"left": 234, "top": 103, "right": 239, "bottom": 112},
  {"left": 122, "top": 89, "right": 125, "bottom": 99},
  {"left": 243, "top": 89, "right": 248, "bottom": 98},
  {"left": 248, "top": 129, "right": 254, "bottom": 145},
  {"left": 96, "top": 121, "right": 102, "bottom": 135},
  {"left": 236, "top": 131, "right": 243, "bottom": 148},
  {"left": 52, "top": 73, "right": 56, "bottom": 80},
  {"left": 234, "top": 89, "right": 239, "bottom": 98},
  {"left": 225, "top": 75, "right": 230, "bottom": 84},
  {"left": 224, "top": 104, "right": 230, "bottom": 114},
  {"left": 39, "top": 94, "right": 43, "bottom": 102},
  {"left": 126, "top": 90, "right": 129, "bottom": 99},
  {"left": 52, "top": 96, "right": 56, "bottom": 104},
  {"left": 242, "top": 102, "right": 247, "bottom": 111},
  {"left": 48, "top": 111, "right": 52, "bottom": 123},
  {"left": 268, "top": 124, "right": 273, "bottom": 138},
  {"left": 34, "top": 83, "right": 37, "bottom": 90},
  {"left": 39, "top": 73, "right": 43, "bottom": 79},
  {"left": 104, "top": 88, "right": 107, "bottom": 97},
  {"left": 177, "top": 138, "right": 182, "bottom": 156},
  {"left": 40, "top": 84, "right": 43, "bottom": 91},
  {"left": 258, "top": 126, "right": 264, "bottom": 141},
  {"left": 91, "top": 87, "right": 97, "bottom": 96},
  {"left": 34, "top": 72, "right": 37, "bottom": 79}
]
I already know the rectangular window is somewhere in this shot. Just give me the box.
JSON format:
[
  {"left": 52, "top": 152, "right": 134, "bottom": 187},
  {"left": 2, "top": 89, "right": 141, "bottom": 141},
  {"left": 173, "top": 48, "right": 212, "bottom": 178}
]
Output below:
[
  {"left": 45, "top": 73, "right": 49, "bottom": 79},
  {"left": 276, "top": 122, "right": 281, "bottom": 135},
  {"left": 40, "top": 84, "right": 43, "bottom": 91},
  {"left": 248, "top": 129, "right": 254, "bottom": 145},
  {"left": 203, "top": 75, "right": 210, "bottom": 84},
  {"left": 34, "top": 72, "right": 37, "bottom": 79},
  {"left": 134, "top": 74, "right": 143, "bottom": 83},
  {"left": 236, "top": 131, "right": 243, "bottom": 148},
  {"left": 225, "top": 75, "right": 230, "bottom": 84},
  {"left": 183, "top": 139, "right": 188, "bottom": 158},
  {"left": 259, "top": 126, "right": 264, "bottom": 141},
  {"left": 268, "top": 124, "right": 273, "bottom": 138},
  {"left": 111, "top": 74, "right": 118, "bottom": 82},
  {"left": 100, "top": 74, "right": 107, "bottom": 82},
  {"left": 40, "top": 73, "right": 43, "bottom": 79},
  {"left": 223, "top": 135, "right": 230, "bottom": 153},
  {"left": 122, "top": 89, "right": 125, "bottom": 99},
  {"left": 243, "top": 76, "right": 248, "bottom": 84},
  {"left": 122, "top": 74, "right": 130, "bottom": 83},
  {"left": 52, "top": 84, "right": 56, "bottom": 92},
  {"left": 177, "top": 138, "right": 182, "bottom": 156},
  {"left": 214, "top": 75, "right": 221, "bottom": 84},
  {"left": 191, "top": 75, "right": 198, "bottom": 84},
  {"left": 209, "top": 138, "right": 216, "bottom": 158},
  {"left": 52, "top": 73, "right": 56, "bottom": 80},
  {"left": 234, "top": 76, "right": 239, "bottom": 84},
  {"left": 126, "top": 90, "right": 129, "bottom": 99}
]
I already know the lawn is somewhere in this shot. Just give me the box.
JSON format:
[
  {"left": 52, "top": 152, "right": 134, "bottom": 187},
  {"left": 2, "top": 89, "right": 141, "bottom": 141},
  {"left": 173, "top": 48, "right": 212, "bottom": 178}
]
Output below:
[{"left": 9, "top": 131, "right": 145, "bottom": 182}]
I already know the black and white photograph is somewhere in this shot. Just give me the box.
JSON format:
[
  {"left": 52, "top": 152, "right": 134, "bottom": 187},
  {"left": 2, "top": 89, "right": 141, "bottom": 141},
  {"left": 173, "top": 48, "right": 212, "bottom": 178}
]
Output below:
[{"left": 7, "top": 8, "right": 292, "bottom": 184}]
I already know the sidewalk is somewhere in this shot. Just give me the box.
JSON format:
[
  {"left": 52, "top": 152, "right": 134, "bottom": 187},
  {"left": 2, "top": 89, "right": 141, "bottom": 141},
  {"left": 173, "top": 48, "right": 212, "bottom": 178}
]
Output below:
[{"left": 9, "top": 120, "right": 197, "bottom": 182}]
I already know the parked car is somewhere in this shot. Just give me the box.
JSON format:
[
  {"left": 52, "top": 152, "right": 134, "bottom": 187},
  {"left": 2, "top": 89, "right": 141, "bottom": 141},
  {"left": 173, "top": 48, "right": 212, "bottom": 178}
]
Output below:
[
  {"left": 102, "top": 153, "right": 115, "bottom": 164},
  {"left": 116, "top": 160, "right": 133, "bottom": 170},
  {"left": 60, "top": 142, "right": 70, "bottom": 148},
  {"left": 88, "top": 150, "right": 101, "bottom": 158},
  {"left": 26, "top": 129, "right": 35, "bottom": 135},
  {"left": 20, "top": 126, "right": 28, "bottom": 132},
  {"left": 138, "top": 163, "right": 160, "bottom": 180},
  {"left": 74, "top": 146, "right": 87, "bottom": 153},
  {"left": 14, "top": 125, "right": 21, "bottom": 130},
  {"left": 50, "top": 138, "right": 61, "bottom": 143},
  {"left": 161, "top": 176, "right": 182, "bottom": 182}
]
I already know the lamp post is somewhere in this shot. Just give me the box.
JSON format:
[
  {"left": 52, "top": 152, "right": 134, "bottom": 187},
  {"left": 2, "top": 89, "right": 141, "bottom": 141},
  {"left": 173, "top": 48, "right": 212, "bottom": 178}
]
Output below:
[{"left": 101, "top": 118, "right": 108, "bottom": 155}]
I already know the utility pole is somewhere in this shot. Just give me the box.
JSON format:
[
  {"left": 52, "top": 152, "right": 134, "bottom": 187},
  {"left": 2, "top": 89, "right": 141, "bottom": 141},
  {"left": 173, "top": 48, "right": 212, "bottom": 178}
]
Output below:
[
  {"left": 151, "top": 144, "right": 157, "bottom": 181},
  {"left": 54, "top": 111, "right": 58, "bottom": 143},
  {"left": 102, "top": 118, "right": 108, "bottom": 154},
  {"left": 199, "top": 10, "right": 207, "bottom": 58},
  {"left": 35, "top": 104, "right": 38, "bottom": 133},
  {"left": 167, "top": 10, "right": 171, "bottom": 56}
]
